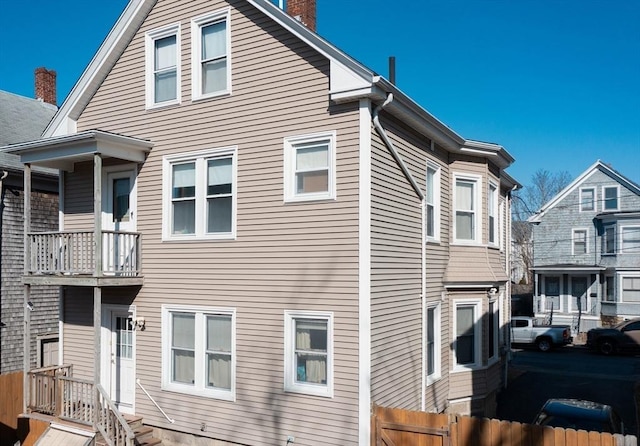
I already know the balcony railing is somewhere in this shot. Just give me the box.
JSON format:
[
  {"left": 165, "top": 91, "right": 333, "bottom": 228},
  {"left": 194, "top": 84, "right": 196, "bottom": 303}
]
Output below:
[
  {"left": 27, "top": 231, "right": 141, "bottom": 277},
  {"left": 28, "top": 366, "right": 135, "bottom": 446}
]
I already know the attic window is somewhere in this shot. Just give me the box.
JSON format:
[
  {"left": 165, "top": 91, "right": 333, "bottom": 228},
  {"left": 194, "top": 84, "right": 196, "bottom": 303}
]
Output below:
[
  {"left": 603, "top": 186, "right": 619, "bottom": 211},
  {"left": 191, "top": 8, "right": 231, "bottom": 100},
  {"left": 145, "top": 24, "right": 181, "bottom": 108}
]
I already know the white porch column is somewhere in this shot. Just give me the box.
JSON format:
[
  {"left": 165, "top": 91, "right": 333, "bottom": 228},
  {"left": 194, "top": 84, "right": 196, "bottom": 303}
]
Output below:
[{"left": 94, "top": 153, "right": 103, "bottom": 277}]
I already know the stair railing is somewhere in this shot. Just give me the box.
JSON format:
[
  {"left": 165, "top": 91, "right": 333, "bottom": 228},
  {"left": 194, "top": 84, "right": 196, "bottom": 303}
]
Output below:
[
  {"left": 95, "top": 384, "right": 135, "bottom": 446},
  {"left": 136, "top": 379, "right": 175, "bottom": 423}
]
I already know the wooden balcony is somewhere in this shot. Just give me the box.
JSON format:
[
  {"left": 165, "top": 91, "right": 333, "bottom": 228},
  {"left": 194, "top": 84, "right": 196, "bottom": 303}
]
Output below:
[{"left": 25, "top": 230, "right": 143, "bottom": 286}]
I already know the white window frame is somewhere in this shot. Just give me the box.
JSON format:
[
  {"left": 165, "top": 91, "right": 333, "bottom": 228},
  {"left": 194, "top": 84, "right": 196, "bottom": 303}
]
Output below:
[
  {"left": 619, "top": 273, "right": 640, "bottom": 304},
  {"left": 603, "top": 226, "right": 616, "bottom": 255},
  {"left": 161, "top": 304, "right": 236, "bottom": 401},
  {"left": 602, "top": 185, "right": 620, "bottom": 212},
  {"left": 162, "top": 146, "right": 237, "bottom": 241},
  {"left": 568, "top": 276, "right": 591, "bottom": 313},
  {"left": 284, "top": 311, "right": 334, "bottom": 398},
  {"left": 488, "top": 299, "right": 499, "bottom": 364},
  {"left": 425, "top": 303, "right": 441, "bottom": 385},
  {"left": 145, "top": 24, "right": 181, "bottom": 109},
  {"left": 572, "top": 228, "right": 589, "bottom": 255},
  {"left": 191, "top": 8, "right": 232, "bottom": 101},
  {"left": 542, "top": 275, "right": 563, "bottom": 313},
  {"left": 579, "top": 187, "right": 595, "bottom": 212},
  {"left": 283, "top": 131, "right": 337, "bottom": 203},
  {"left": 452, "top": 173, "right": 482, "bottom": 244},
  {"left": 620, "top": 225, "right": 640, "bottom": 255},
  {"left": 425, "top": 162, "right": 441, "bottom": 241},
  {"left": 452, "top": 299, "right": 482, "bottom": 371},
  {"left": 488, "top": 181, "right": 499, "bottom": 247}
]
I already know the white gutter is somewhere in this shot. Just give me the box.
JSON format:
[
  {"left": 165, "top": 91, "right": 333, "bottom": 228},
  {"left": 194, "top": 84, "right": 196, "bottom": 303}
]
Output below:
[{"left": 371, "top": 93, "right": 427, "bottom": 410}]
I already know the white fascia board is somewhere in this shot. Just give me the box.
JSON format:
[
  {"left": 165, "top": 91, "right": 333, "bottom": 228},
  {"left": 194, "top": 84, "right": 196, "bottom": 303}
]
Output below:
[{"left": 44, "top": 0, "right": 154, "bottom": 137}]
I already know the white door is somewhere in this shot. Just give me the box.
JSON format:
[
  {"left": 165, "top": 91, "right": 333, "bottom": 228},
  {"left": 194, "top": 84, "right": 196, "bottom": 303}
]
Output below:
[
  {"left": 103, "top": 169, "right": 137, "bottom": 273},
  {"left": 110, "top": 310, "right": 136, "bottom": 414}
]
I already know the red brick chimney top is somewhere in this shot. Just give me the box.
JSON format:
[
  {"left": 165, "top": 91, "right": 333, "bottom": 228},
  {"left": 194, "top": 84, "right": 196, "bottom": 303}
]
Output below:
[
  {"left": 286, "top": 0, "right": 316, "bottom": 32},
  {"left": 35, "top": 67, "right": 57, "bottom": 106}
]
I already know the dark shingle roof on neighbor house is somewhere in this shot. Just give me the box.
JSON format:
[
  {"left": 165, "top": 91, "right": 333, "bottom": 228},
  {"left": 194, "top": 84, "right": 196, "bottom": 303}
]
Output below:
[{"left": 0, "top": 89, "right": 58, "bottom": 176}]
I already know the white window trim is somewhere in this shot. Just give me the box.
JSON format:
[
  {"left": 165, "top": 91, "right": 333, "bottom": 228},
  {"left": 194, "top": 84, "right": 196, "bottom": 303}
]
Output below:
[
  {"left": 571, "top": 228, "right": 589, "bottom": 255},
  {"left": 284, "top": 310, "right": 334, "bottom": 398},
  {"left": 620, "top": 225, "right": 640, "bottom": 256},
  {"left": 488, "top": 299, "right": 499, "bottom": 365},
  {"left": 602, "top": 185, "right": 620, "bottom": 212},
  {"left": 488, "top": 181, "right": 499, "bottom": 247},
  {"left": 568, "top": 276, "right": 591, "bottom": 313},
  {"left": 452, "top": 173, "right": 482, "bottom": 245},
  {"left": 162, "top": 146, "right": 238, "bottom": 241},
  {"left": 619, "top": 273, "right": 640, "bottom": 304},
  {"left": 283, "top": 131, "right": 337, "bottom": 203},
  {"left": 541, "top": 275, "right": 563, "bottom": 313},
  {"left": 498, "top": 199, "right": 505, "bottom": 252},
  {"left": 145, "top": 23, "right": 181, "bottom": 109},
  {"left": 426, "top": 302, "right": 441, "bottom": 385},
  {"left": 425, "top": 161, "right": 441, "bottom": 242},
  {"left": 579, "top": 187, "right": 595, "bottom": 212},
  {"left": 161, "top": 304, "right": 236, "bottom": 401},
  {"left": 452, "top": 299, "right": 482, "bottom": 372},
  {"left": 190, "top": 8, "right": 232, "bottom": 101}
]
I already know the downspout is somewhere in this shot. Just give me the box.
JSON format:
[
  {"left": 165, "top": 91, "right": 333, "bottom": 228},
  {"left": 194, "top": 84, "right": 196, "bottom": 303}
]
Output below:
[{"left": 372, "top": 94, "right": 427, "bottom": 410}]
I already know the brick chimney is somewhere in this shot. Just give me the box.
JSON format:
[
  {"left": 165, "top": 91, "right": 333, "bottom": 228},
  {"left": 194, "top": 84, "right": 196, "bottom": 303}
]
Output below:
[
  {"left": 35, "top": 67, "right": 57, "bottom": 106},
  {"left": 286, "top": 0, "right": 316, "bottom": 32}
]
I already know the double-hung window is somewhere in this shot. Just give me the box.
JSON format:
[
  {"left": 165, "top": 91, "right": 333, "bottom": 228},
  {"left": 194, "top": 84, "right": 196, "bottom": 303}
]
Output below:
[
  {"left": 604, "top": 276, "right": 615, "bottom": 302},
  {"left": 425, "top": 163, "right": 441, "bottom": 240},
  {"left": 572, "top": 228, "right": 588, "bottom": 255},
  {"left": 145, "top": 24, "right": 181, "bottom": 108},
  {"left": 488, "top": 182, "right": 498, "bottom": 246},
  {"left": 580, "top": 187, "right": 595, "bottom": 212},
  {"left": 284, "top": 132, "right": 336, "bottom": 202},
  {"left": 488, "top": 300, "right": 499, "bottom": 362},
  {"left": 603, "top": 226, "right": 616, "bottom": 255},
  {"left": 191, "top": 8, "right": 231, "bottom": 99},
  {"left": 163, "top": 147, "right": 237, "bottom": 240},
  {"left": 621, "top": 226, "right": 640, "bottom": 254},
  {"left": 603, "top": 186, "right": 619, "bottom": 211},
  {"left": 284, "top": 311, "right": 333, "bottom": 397},
  {"left": 453, "top": 300, "right": 481, "bottom": 370},
  {"left": 162, "top": 305, "right": 235, "bottom": 400},
  {"left": 621, "top": 276, "right": 640, "bottom": 303},
  {"left": 454, "top": 174, "right": 481, "bottom": 243},
  {"left": 426, "top": 303, "right": 441, "bottom": 384}
]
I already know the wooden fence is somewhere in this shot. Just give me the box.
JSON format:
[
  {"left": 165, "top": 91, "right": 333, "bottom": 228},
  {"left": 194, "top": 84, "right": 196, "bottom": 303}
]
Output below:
[
  {"left": 0, "top": 371, "right": 24, "bottom": 444},
  {"left": 372, "top": 405, "right": 638, "bottom": 446}
]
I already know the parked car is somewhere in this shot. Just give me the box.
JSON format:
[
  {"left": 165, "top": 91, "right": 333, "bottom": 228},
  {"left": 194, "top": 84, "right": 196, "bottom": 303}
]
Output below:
[
  {"left": 533, "top": 398, "right": 625, "bottom": 434},
  {"left": 586, "top": 317, "right": 640, "bottom": 356},
  {"left": 511, "top": 316, "right": 572, "bottom": 352}
]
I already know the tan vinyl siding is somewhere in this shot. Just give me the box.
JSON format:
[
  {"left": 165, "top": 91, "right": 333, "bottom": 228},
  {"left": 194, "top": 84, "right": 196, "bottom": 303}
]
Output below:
[
  {"left": 63, "top": 288, "right": 94, "bottom": 380},
  {"left": 370, "top": 130, "right": 422, "bottom": 410},
  {"left": 73, "top": 1, "right": 361, "bottom": 445}
]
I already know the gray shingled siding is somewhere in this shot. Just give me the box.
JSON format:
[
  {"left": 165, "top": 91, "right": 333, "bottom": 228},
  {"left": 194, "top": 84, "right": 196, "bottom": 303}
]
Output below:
[{"left": 1, "top": 188, "right": 59, "bottom": 373}]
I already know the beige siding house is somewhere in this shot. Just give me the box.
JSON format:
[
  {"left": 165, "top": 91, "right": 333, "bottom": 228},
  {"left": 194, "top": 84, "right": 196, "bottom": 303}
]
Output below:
[{"left": 6, "top": 1, "right": 518, "bottom": 445}]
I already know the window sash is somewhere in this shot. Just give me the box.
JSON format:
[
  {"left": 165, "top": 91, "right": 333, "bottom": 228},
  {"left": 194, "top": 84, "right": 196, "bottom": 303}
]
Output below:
[
  {"left": 573, "top": 230, "right": 587, "bottom": 255},
  {"left": 621, "top": 227, "right": 640, "bottom": 254},
  {"left": 455, "top": 179, "right": 476, "bottom": 241},
  {"left": 580, "top": 188, "right": 595, "bottom": 211},
  {"left": 200, "top": 20, "right": 228, "bottom": 95},
  {"left": 426, "top": 307, "right": 435, "bottom": 376},
  {"left": 153, "top": 35, "right": 177, "bottom": 103},
  {"left": 603, "top": 187, "right": 618, "bottom": 210},
  {"left": 488, "top": 184, "right": 497, "bottom": 244},
  {"left": 295, "top": 143, "right": 329, "bottom": 195},
  {"left": 426, "top": 166, "right": 437, "bottom": 238},
  {"left": 603, "top": 227, "right": 615, "bottom": 254},
  {"left": 456, "top": 305, "right": 476, "bottom": 365}
]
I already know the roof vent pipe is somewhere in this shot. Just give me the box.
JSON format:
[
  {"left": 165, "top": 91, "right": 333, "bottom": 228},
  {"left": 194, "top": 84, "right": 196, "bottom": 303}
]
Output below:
[{"left": 389, "top": 56, "right": 396, "bottom": 84}]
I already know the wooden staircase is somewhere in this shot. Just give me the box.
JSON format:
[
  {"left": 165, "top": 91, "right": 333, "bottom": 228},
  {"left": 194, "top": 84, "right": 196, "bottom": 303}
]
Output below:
[{"left": 95, "top": 415, "right": 162, "bottom": 446}]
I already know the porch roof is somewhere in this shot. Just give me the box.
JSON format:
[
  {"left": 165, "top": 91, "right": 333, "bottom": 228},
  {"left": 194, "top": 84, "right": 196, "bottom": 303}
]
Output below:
[
  {"left": 3, "top": 129, "right": 152, "bottom": 171},
  {"left": 532, "top": 264, "right": 606, "bottom": 274}
]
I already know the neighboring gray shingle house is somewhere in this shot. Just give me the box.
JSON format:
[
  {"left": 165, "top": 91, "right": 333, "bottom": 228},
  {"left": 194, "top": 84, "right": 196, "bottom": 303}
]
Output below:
[
  {"left": 0, "top": 70, "right": 59, "bottom": 373},
  {"left": 529, "top": 160, "right": 640, "bottom": 333}
]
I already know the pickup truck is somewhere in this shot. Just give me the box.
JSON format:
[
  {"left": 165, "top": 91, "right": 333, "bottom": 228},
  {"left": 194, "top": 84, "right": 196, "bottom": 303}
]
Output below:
[{"left": 511, "top": 316, "right": 573, "bottom": 352}]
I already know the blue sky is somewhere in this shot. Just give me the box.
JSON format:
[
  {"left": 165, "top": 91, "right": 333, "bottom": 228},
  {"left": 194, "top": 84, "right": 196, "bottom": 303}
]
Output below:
[{"left": 1, "top": 0, "right": 638, "bottom": 186}]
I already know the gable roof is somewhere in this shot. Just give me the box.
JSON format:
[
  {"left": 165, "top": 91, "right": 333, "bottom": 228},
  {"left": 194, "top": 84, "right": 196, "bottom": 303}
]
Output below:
[
  {"left": 0, "top": 90, "right": 58, "bottom": 178},
  {"left": 0, "top": 90, "right": 57, "bottom": 146},
  {"left": 42, "top": 0, "right": 515, "bottom": 171},
  {"left": 528, "top": 160, "right": 640, "bottom": 223}
]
